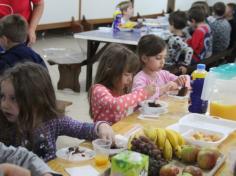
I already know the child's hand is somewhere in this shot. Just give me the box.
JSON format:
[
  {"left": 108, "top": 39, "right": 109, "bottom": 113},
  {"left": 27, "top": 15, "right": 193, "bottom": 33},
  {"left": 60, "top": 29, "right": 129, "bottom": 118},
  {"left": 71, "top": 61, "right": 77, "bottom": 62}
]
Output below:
[
  {"left": 160, "top": 81, "right": 178, "bottom": 95},
  {"left": 98, "top": 123, "right": 115, "bottom": 142},
  {"left": 144, "top": 84, "right": 156, "bottom": 97},
  {"left": 179, "top": 66, "right": 188, "bottom": 74},
  {"left": 175, "top": 75, "right": 187, "bottom": 87},
  {"left": 0, "top": 163, "right": 30, "bottom": 176}
]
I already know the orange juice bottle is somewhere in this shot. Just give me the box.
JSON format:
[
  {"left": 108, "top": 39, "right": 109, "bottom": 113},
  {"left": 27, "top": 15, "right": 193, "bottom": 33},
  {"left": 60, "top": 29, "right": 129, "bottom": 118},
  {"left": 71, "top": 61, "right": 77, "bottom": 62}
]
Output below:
[{"left": 94, "top": 154, "right": 109, "bottom": 166}]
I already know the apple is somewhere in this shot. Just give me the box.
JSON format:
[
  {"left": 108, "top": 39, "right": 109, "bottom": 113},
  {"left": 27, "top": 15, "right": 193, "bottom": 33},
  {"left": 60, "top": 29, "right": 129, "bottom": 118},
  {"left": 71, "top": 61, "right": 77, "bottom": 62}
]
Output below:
[
  {"left": 181, "top": 145, "right": 200, "bottom": 163},
  {"left": 159, "top": 164, "right": 180, "bottom": 176},
  {"left": 197, "top": 149, "right": 219, "bottom": 170}
]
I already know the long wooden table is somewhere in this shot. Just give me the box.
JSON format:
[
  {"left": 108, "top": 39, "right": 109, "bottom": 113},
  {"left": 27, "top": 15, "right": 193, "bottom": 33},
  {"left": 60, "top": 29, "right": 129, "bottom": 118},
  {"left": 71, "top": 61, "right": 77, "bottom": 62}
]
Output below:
[{"left": 48, "top": 96, "right": 235, "bottom": 175}]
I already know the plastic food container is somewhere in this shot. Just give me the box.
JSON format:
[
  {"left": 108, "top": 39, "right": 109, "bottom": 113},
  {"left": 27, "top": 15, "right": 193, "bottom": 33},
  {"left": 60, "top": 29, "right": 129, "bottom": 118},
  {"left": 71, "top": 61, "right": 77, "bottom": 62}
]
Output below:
[{"left": 140, "top": 100, "right": 168, "bottom": 115}]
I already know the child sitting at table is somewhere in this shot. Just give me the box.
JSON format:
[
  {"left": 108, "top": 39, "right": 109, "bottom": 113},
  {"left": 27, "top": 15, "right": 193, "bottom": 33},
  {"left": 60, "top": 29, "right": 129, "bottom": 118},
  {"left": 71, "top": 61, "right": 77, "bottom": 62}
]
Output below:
[
  {"left": 0, "top": 62, "right": 114, "bottom": 162},
  {"left": 186, "top": 6, "right": 213, "bottom": 66},
  {"left": 207, "top": 2, "right": 231, "bottom": 53},
  {"left": 113, "top": 1, "right": 136, "bottom": 29},
  {"left": 0, "top": 142, "right": 57, "bottom": 176},
  {"left": 166, "top": 11, "right": 193, "bottom": 74},
  {"left": 132, "top": 34, "right": 189, "bottom": 100},
  {"left": 0, "top": 14, "right": 47, "bottom": 74},
  {"left": 89, "top": 43, "right": 156, "bottom": 124}
]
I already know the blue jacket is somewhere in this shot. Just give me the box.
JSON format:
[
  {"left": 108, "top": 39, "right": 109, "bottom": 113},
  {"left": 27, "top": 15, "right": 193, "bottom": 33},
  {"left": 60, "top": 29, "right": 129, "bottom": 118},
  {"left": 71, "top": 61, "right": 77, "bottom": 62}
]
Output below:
[{"left": 0, "top": 43, "right": 47, "bottom": 74}]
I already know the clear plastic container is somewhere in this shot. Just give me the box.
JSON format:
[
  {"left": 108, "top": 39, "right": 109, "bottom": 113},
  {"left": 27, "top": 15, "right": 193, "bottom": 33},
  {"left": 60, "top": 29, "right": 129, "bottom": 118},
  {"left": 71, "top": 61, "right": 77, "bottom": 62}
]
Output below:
[{"left": 202, "top": 63, "right": 236, "bottom": 120}]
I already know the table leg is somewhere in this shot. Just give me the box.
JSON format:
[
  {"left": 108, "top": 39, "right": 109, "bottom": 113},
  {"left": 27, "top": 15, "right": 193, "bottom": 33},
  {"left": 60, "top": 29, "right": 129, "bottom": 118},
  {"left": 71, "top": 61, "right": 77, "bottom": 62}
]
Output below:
[{"left": 86, "top": 40, "right": 100, "bottom": 91}]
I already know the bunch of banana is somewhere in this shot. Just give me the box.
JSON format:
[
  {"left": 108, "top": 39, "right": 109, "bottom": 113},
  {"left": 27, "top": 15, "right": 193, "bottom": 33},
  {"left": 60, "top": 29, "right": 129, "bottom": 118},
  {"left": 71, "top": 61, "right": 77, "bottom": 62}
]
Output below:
[
  {"left": 165, "top": 129, "right": 185, "bottom": 159},
  {"left": 143, "top": 127, "right": 185, "bottom": 161}
]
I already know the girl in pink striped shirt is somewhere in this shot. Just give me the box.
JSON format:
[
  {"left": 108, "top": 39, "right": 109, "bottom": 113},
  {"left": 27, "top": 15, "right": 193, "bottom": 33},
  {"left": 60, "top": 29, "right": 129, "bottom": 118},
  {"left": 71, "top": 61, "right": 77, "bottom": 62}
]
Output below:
[
  {"left": 89, "top": 44, "right": 156, "bottom": 124},
  {"left": 132, "top": 34, "right": 190, "bottom": 100}
]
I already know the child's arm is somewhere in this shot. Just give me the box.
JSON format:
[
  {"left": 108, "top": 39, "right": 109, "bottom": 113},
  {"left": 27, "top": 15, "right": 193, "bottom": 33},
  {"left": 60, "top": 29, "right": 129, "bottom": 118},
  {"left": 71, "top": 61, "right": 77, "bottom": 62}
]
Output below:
[
  {"left": 187, "top": 29, "right": 205, "bottom": 55},
  {"left": 0, "top": 142, "right": 59, "bottom": 176},
  {"left": 0, "top": 164, "right": 30, "bottom": 176},
  {"left": 56, "top": 117, "right": 114, "bottom": 142}
]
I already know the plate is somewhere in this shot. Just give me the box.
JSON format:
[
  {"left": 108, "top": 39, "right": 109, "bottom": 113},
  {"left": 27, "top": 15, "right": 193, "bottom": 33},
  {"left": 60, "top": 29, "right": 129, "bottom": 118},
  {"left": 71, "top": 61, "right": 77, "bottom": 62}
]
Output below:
[
  {"left": 56, "top": 146, "right": 95, "bottom": 161},
  {"left": 167, "top": 91, "right": 189, "bottom": 100}
]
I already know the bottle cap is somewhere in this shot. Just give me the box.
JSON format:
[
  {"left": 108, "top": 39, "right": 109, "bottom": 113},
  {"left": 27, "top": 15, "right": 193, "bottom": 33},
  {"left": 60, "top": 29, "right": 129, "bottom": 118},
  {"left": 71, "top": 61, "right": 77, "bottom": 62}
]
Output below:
[{"left": 197, "top": 64, "right": 206, "bottom": 70}]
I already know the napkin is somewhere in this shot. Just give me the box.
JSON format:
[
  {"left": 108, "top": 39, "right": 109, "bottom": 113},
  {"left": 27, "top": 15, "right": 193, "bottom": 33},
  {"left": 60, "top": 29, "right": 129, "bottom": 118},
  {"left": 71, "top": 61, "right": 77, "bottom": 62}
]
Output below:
[{"left": 65, "top": 165, "right": 99, "bottom": 176}]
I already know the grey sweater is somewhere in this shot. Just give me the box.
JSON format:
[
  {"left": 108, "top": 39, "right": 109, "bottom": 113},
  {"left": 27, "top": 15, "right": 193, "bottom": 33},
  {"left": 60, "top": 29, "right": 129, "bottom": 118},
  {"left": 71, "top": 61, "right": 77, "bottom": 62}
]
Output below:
[{"left": 0, "top": 142, "right": 60, "bottom": 176}]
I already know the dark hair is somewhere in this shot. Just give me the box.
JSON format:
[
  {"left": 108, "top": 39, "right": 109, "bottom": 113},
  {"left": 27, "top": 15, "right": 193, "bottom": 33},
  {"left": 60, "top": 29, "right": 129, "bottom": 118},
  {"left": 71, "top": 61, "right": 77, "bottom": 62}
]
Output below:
[
  {"left": 0, "top": 14, "right": 28, "bottom": 42},
  {"left": 0, "top": 62, "right": 61, "bottom": 148},
  {"left": 188, "top": 6, "right": 206, "bottom": 23},
  {"left": 138, "top": 34, "right": 166, "bottom": 60},
  {"left": 227, "top": 3, "right": 236, "bottom": 19},
  {"left": 213, "top": 2, "right": 226, "bottom": 16},
  {"left": 117, "top": 1, "right": 132, "bottom": 13},
  {"left": 169, "top": 11, "right": 188, "bottom": 29},
  {"left": 191, "top": 1, "right": 211, "bottom": 17}
]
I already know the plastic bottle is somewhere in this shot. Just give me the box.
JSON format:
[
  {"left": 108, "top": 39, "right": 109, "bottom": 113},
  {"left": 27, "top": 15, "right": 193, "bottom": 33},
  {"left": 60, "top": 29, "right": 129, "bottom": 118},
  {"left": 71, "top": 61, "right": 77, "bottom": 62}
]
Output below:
[
  {"left": 112, "top": 9, "right": 122, "bottom": 33},
  {"left": 188, "top": 64, "right": 208, "bottom": 113}
]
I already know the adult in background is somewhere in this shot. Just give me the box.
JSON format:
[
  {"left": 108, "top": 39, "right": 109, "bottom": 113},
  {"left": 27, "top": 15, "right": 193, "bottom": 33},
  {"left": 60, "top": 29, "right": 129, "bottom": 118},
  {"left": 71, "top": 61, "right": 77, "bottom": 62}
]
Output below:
[{"left": 0, "top": 0, "right": 44, "bottom": 46}]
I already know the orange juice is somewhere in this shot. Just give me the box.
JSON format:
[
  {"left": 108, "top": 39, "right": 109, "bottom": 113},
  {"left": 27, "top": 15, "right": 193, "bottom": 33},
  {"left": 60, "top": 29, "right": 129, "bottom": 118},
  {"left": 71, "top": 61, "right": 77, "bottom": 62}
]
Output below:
[
  {"left": 210, "top": 102, "right": 236, "bottom": 120},
  {"left": 94, "top": 154, "right": 109, "bottom": 166}
]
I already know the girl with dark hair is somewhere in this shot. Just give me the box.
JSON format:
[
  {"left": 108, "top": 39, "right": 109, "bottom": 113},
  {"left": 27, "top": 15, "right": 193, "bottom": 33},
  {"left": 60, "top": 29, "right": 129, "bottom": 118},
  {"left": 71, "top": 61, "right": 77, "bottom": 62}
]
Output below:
[
  {"left": 0, "top": 62, "right": 114, "bottom": 161},
  {"left": 132, "top": 34, "right": 189, "bottom": 100}
]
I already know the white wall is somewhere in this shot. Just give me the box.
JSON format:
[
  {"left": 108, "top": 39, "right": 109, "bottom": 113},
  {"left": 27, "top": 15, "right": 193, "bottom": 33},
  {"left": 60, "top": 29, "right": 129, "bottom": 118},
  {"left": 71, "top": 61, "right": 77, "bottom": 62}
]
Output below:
[
  {"left": 39, "top": 0, "right": 79, "bottom": 24},
  {"left": 81, "top": 0, "right": 124, "bottom": 20},
  {"left": 175, "top": 0, "right": 207, "bottom": 11},
  {"left": 134, "top": 0, "right": 168, "bottom": 15}
]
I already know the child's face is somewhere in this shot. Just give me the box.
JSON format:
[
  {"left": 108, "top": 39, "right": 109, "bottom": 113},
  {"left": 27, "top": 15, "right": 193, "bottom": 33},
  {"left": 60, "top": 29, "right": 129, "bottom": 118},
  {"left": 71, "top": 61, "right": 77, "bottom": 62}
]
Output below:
[
  {"left": 124, "top": 4, "right": 134, "bottom": 18},
  {"left": 142, "top": 48, "right": 167, "bottom": 72},
  {"left": 169, "top": 24, "right": 175, "bottom": 33},
  {"left": 0, "top": 79, "right": 19, "bottom": 123},
  {"left": 115, "top": 71, "right": 133, "bottom": 91},
  {"left": 225, "top": 6, "right": 233, "bottom": 17}
]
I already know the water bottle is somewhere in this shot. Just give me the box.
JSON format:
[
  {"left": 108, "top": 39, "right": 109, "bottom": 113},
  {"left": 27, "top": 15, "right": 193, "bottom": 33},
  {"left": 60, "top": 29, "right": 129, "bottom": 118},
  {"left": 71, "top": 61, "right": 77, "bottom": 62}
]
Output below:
[
  {"left": 188, "top": 64, "right": 208, "bottom": 113},
  {"left": 112, "top": 9, "right": 122, "bottom": 33}
]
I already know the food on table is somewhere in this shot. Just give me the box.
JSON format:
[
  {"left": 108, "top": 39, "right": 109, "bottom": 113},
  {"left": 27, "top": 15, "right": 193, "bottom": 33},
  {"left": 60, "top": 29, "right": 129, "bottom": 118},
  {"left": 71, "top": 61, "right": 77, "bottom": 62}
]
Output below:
[
  {"left": 148, "top": 102, "right": 161, "bottom": 107},
  {"left": 181, "top": 145, "right": 200, "bottom": 163},
  {"left": 67, "top": 146, "right": 85, "bottom": 155},
  {"left": 111, "top": 150, "right": 148, "bottom": 176},
  {"left": 159, "top": 164, "right": 180, "bottom": 176},
  {"left": 183, "top": 166, "right": 203, "bottom": 176},
  {"left": 197, "top": 148, "right": 219, "bottom": 170},
  {"left": 177, "top": 87, "right": 188, "bottom": 97},
  {"left": 149, "top": 158, "right": 168, "bottom": 176},
  {"left": 190, "top": 131, "right": 221, "bottom": 142}
]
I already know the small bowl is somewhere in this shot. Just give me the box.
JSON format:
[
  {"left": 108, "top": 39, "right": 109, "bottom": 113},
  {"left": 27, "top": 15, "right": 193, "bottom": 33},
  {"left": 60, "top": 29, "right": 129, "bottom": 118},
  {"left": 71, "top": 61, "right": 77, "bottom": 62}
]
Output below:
[{"left": 140, "top": 100, "right": 168, "bottom": 115}]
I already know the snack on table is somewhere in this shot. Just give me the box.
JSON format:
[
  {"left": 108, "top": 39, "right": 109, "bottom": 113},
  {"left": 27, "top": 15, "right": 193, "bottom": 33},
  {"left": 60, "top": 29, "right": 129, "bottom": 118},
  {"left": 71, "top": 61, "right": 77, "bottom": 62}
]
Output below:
[
  {"left": 177, "top": 87, "right": 188, "bottom": 97},
  {"left": 68, "top": 146, "right": 85, "bottom": 155},
  {"left": 191, "top": 131, "right": 221, "bottom": 142},
  {"left": 148, "top": 102, "right": 161, "bottom": 107}
]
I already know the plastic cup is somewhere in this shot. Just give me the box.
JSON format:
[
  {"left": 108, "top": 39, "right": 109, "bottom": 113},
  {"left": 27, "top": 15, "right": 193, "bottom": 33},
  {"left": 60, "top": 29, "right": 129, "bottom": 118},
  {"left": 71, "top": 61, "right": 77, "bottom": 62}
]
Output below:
[{"left": 92, "top": 139, "right": 111, "bottom": 167}]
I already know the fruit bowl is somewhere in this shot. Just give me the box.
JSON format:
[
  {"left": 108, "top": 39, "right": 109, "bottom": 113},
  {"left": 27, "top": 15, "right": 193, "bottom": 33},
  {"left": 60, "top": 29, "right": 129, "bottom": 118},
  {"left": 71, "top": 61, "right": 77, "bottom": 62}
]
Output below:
[
  {"left": 182, "top": 128, "right": 226, "bottom": 147},
  {"left": 140, "top": 100, "right": 168, "bottom": 115}
]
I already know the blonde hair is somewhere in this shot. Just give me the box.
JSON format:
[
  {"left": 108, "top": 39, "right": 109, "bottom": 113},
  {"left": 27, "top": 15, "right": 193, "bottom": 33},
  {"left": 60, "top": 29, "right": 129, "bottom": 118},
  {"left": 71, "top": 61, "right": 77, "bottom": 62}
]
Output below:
[{"left": 116, "top": 1, "right": 132, "bottom": 13}]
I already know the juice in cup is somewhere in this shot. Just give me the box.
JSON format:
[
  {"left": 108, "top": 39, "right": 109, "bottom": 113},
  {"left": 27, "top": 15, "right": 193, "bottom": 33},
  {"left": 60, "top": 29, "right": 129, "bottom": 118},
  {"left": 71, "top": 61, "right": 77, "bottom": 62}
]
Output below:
[
  {"left": 94, "top": 154, "right": 109, "bottom": 166},
  {"left": 210, "top": 102, "right": 236, "bottom": 120},
  {"left": 92, "top": 139, "right": 111, "bottom": 167}
]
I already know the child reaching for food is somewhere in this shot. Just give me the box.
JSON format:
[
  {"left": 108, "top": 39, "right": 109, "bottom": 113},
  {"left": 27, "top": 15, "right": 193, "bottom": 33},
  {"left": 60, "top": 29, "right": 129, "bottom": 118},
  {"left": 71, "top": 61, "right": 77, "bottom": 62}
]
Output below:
[
  {"left": 0, "top": 62, "right": 114, "bottom": 161},
  {"left": 89, "top": 43, "right": 156, "bottom": 124},
  {"left": 132, "top": 34, "right": 190, "bottom": 100}
]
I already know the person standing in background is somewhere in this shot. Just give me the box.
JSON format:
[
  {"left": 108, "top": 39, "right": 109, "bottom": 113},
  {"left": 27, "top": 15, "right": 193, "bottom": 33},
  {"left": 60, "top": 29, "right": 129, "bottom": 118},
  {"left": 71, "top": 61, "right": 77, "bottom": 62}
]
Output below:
[{"left": 0, "top": 0, "right": 44, "bottom": 45}]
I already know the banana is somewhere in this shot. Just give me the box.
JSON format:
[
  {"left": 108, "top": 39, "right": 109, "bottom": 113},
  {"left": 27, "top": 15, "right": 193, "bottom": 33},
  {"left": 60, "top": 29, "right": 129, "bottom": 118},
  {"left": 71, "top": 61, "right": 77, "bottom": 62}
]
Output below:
[
  {"left": 143, "top": 127, "right": 157, "bottom": 142},
  {"left": 156, "top": 128, "right": 166, "bottom": 150},
  {"left": 174, "top": 131, "right": 185, "bottom": 146},
  {"left": 166, "top": 129, "right": 179, "bottom": 149},
  {"left": 175, "top": 145, "right": 182, "bottom": 159},
  {"left": 163, "top": 138, "right": 173, "bottom": 161}
]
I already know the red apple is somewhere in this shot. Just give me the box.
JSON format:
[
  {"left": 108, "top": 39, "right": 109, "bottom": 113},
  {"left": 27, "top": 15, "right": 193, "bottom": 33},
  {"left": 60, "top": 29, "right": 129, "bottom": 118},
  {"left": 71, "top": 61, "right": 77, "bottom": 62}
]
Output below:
[
  {"left": 197, "top": 149, "right": 219, "bottom": 170},
  {"left": 159, "top": 164, "right": 180, "bottom": 176}
]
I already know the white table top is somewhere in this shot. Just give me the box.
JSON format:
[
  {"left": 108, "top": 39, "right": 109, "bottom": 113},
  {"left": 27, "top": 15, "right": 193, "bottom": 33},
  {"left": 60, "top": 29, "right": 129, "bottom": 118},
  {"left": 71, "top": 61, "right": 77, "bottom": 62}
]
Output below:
[{"left": 74, "top": 29, "right": 141, "bottom": 45}]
